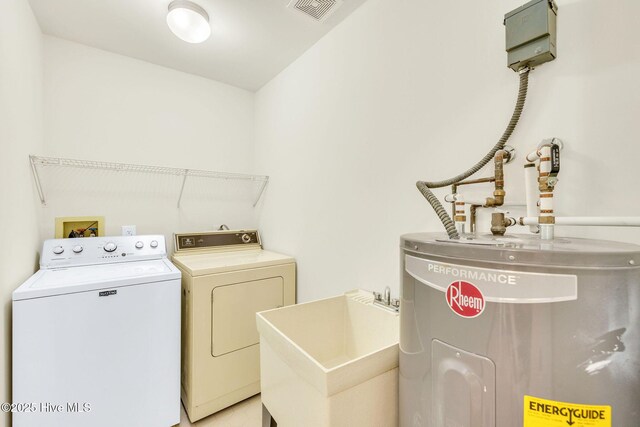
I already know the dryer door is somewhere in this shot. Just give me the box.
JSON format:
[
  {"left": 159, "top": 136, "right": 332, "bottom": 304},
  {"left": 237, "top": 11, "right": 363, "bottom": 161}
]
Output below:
[{"left": 211, "top": 277, "right": 283, "bottom": 356}]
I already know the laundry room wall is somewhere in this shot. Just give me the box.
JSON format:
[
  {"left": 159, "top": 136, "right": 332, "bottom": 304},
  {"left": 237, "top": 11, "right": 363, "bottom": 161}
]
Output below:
[
  {"left": 254, "top": 0, "right": 640, "bottom": 302},
  {"left": 41, "top": 36, "right": 257, "bottom": 247},
  {"left": 0, "top": 0, "right": 44, "bottom": 422}
]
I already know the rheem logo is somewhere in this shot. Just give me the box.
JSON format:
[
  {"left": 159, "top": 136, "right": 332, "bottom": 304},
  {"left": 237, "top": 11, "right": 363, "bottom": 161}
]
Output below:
[{"left": 446, "top": 281, "right": 485, "bottom": 318}]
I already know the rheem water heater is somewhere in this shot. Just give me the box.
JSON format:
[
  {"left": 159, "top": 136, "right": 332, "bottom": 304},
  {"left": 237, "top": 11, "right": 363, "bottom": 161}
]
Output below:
[{"left": 400, "top": 233, "right": 639, "bottom": 427}]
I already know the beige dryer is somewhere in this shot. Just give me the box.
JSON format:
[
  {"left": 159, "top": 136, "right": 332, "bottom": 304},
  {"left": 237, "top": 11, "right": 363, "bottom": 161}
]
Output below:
[{"left": 171, "top": 230, "right": 296, "bottom": 422}]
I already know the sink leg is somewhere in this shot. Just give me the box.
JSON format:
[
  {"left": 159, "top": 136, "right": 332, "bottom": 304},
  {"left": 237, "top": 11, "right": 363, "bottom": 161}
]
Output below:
[{"left": 262, "top": 403, "right": 277, "bottom": 427}]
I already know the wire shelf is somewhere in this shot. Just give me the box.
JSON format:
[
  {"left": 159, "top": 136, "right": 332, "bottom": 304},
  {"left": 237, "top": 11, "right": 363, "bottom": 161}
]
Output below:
[{"left": 29, "top": 155, "right": 269, "bottom": 207}]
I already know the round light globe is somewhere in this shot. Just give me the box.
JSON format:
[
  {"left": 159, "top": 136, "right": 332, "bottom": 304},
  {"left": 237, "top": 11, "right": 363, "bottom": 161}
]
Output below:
[{"left": 167, "top": 0, "right": 211, "bottom": 44}]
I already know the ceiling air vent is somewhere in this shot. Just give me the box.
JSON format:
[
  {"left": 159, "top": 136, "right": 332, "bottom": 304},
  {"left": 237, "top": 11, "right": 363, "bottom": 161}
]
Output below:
[{"left": 287, "top": 0, "right": 343, "bottom": 22}]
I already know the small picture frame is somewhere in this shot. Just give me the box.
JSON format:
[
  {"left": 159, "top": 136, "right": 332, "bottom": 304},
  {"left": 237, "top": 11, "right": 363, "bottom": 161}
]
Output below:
[{"left": 55, "top": 216, "right": 105, "bottom": 238}]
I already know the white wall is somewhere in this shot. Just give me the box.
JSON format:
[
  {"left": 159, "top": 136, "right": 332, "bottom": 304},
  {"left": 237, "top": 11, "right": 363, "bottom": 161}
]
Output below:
[
  {"left": 42, "top": 36, "right": 257, "bottom": 244},
  {"left": 255, "top": 0, "right": 640, "bottom": 302},
  {"left": 0, "top": 0, "right": 44, "bottom": 424}
]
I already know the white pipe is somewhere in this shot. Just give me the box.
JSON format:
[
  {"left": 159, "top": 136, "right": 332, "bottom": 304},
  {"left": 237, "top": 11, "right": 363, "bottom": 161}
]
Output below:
[
  {"left": 519, "top": 217, "right": 640, "bottom": 227},
  {"left": 537, "top": 145, "right": 555, "bottom": 240},
  {"left": 524, "top": 164, "right": 539, "bottom": 233},
  {"left": 458, "top": 197, "right": 487, "bottom": 206},
  {"left": 454, "top": 195, "right": 466, "bottom": 235},
  {"left": 527, "top": 138, "right": 560, "bottom": 162},
  {"left": 538, "top": 145, "right": 552, "bottom": 175},
  {"left": 540, "top": 224, "right": 554, "bottom": 240},
  {"left": 446, "top": 197, "right": 526, "bottom": 209},
  {"left": 446, "top": 193, "right": 488, "bottom": 207},
  {"left": 526, "top": 149, "right": 540, "bottom": 163}
]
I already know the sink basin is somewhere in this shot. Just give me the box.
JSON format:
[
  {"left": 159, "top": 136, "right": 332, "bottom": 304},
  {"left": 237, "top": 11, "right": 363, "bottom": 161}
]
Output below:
[{"left": 256, "top": 289, "right": 399, "bottom": 427}]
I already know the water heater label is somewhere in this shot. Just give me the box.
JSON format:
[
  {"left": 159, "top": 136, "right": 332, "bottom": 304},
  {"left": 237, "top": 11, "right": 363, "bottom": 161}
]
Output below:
[
  {"left": 524, "top": 395, "right": 611, "bottom": 427},
  {"left": 405, "top": 255, "right": 578, "bottom": 303},
  {"left": 445, "top": 281, "right": 485, "bottom": 318}
]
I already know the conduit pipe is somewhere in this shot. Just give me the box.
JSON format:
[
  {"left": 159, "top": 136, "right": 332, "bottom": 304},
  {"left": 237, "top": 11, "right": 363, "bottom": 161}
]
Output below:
[{"left": 416, "top": 67, "right": 531, "bottom": 240}]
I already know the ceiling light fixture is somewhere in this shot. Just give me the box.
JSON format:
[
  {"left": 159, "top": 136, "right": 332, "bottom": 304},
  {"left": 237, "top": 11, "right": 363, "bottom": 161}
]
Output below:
[{"left": 167, "top": 0, "right": 211, "bottom": 44}]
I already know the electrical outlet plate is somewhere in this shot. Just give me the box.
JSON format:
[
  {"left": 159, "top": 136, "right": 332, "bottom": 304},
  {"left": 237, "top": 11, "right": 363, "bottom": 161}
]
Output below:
[
  {"left": 55, "top": 216, "right": 104, "bottom": 238},
  {"left": 121, "top": 225, "right": 137, "bottom": 236}
]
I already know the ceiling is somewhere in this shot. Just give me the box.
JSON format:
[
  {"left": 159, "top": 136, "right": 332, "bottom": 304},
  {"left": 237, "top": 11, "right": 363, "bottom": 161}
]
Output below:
[{"left": 28, "top": 0, "right": 369, "bottom": 91}]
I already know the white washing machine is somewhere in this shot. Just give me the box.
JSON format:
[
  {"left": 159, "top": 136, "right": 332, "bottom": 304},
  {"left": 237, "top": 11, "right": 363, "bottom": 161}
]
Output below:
[
  {"left": 172, "top": 230, "right": 296, "bottom": 422},
  {"left": 12, "top": 235, "right": 181, "bottom": 427}
]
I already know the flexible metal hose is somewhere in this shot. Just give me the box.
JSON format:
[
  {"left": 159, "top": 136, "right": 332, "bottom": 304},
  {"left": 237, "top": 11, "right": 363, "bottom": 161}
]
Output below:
[
  {"left": 416, "top": 181, "right": 460, "bottom": 238},
  {"left": 416, "top": 68, "right": 531, "bottom": 239}
]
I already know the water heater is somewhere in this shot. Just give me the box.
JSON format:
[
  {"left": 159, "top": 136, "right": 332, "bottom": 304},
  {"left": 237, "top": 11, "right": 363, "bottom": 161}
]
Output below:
[{"left": 399, "top": 233, "right": 639, "bottom": 427}]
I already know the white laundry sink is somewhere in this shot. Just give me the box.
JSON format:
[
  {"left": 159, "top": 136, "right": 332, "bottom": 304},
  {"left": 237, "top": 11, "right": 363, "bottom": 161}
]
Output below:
[{"left": 256, "top": 289, "right": 399, "bottom": 427}]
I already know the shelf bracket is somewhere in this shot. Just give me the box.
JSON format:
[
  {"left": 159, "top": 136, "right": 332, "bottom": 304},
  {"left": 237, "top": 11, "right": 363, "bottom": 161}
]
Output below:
[
  {"left": 177, "top": 169, "right": 189, "bottom": 208},
  {"left": 29, "top": 155, "right": 46, "bottom": 206},
  {"left": 253, "top": 178, "right": 269, "bottom": 207}
]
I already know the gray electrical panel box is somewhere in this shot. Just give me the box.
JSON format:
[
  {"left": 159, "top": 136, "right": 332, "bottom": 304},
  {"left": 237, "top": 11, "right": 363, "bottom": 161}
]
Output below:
[{"left": 504, "top": 0, "right": 557, "bottom": 71}]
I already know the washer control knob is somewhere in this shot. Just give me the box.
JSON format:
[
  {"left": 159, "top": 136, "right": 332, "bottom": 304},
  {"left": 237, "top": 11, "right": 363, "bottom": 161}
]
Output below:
[
  {"left": 241, "top": 234, "right": 252, "bottom": 243},
  {"left": 53, "top": 246, "right": 64, "bottom": 255},
  {"left": 104, "top": 242, "right": 117, "bottom": 252},
  {"left": 72, "top": 245, "right": 83, "bottom": 253},
  {"left": 135, "top": 241, "right": 144, "bottom": 249},
  {"left": 150, "top": 240, "right": 158, "bottom": 248}
]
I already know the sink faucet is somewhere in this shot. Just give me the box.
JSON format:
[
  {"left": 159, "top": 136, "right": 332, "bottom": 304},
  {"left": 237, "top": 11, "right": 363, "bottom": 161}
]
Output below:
[{"left": 373, "top": 286, "right": 399, "bottom": 312}]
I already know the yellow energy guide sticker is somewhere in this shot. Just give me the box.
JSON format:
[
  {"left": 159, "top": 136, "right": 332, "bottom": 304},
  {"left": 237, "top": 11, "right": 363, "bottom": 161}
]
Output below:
[{"left": 524, "top": 395, "right": 611, "bottom": 427}]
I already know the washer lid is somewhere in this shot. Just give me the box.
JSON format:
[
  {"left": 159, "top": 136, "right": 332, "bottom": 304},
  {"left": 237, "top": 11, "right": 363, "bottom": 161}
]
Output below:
[
  {"left": 13, "top": 259, "right": 180, "bottom": 301},
  {"left": 171, "top": 249, "right": 295, "bottom": 276}
]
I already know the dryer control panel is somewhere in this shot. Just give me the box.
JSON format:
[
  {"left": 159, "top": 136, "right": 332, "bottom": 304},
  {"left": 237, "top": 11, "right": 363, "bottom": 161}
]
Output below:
[
  {"left": 174, "top": 230, "right": 261, "bottom": 253},
  {"left": 40, "top": 235, "right": 167, "bottom": 269}
]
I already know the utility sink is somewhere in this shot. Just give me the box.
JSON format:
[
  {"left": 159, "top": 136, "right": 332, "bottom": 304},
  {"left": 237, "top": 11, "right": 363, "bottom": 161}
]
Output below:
[{"left": 256, "top": 289, "right": 399, "bottom": 427}]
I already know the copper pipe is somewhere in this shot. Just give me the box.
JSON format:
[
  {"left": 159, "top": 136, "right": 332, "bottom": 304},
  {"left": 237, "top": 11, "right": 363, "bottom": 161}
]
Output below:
[
  {"left": 451, "top": 179, "right": 495, "bottom": 221},
  {"left": 455, "top": 177, "right": 496, "bottom": 187},
  {"left": 484, "top": 150, "right": 508, "bottom": 207},
  {"left": 470, "top": 204, "right": 481, "bottom": 233},
  {"left": 451, "top": 151, "right": 509, "bottom": 231},
  {"left": 491, "top": 212, "right": 517, "bottom": 236},
  {"left": 491, "top": 212, "right": 507, "bottom": 236}
]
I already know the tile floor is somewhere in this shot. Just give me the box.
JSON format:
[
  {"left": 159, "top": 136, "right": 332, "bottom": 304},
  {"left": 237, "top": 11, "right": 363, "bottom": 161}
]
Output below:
[{"left": 179, "top": 395, "right": 262, "bottom": 427}]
